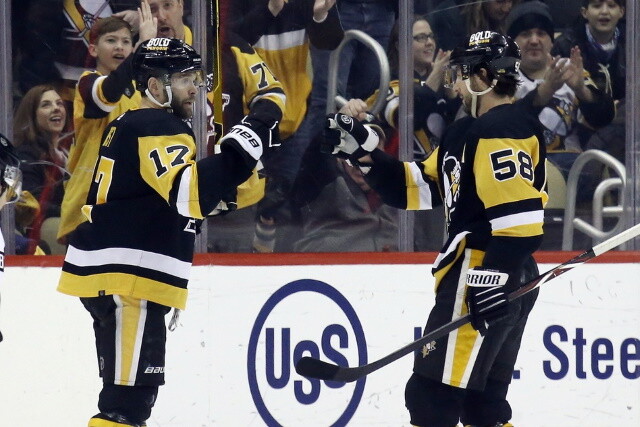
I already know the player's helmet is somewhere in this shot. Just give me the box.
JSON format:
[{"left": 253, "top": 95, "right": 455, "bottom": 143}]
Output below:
[
  {"left": 133, "top": 37, "right": 204, "bottom": 91},
  {"left": 0, "top": 133, "right": 22, "bottom": 204},
  {"left": 444, "top": 31, "right": 520, "bottom": 88}
]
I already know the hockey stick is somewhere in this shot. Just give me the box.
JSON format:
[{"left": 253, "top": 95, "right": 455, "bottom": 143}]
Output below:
[{"left": 295, "top": 222, "right": 640, "bottom": 383}]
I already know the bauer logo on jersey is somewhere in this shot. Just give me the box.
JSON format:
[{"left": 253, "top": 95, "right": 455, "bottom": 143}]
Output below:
[
  {"left": 469, "top": 31, "right": 492, "bottom": 45},
  {"left": 247, "top": 279, "right": 367, "bottom": 426}
]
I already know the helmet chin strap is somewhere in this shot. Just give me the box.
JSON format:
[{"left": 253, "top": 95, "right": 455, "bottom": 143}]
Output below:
[
  {"left": 465, "top": 78, "right": 497, "bottom": 118},
  {"left": 145, "top": 83, "right": 174, "bottom": 110}
]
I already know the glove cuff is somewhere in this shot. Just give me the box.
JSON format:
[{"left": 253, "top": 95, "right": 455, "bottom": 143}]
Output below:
[
  {"left": 221, "top": 124, "right": 263, "bottom": 161},
  {"left": 466, "top": 268, "right": 509, "bottom": 287}
]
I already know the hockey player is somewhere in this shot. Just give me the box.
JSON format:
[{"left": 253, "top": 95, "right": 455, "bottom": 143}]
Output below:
[
  {"left": 324, "top": 32, "right": 547, "bottom": 426},
  {"left": 57, "top": 38, "right": 279, "bottom": 427},
  {"left": 58, "top": 3, "right": 157, "bottom": 243},
  {"left": 0, "top": 133, "right": 23, "bottom": 343}
]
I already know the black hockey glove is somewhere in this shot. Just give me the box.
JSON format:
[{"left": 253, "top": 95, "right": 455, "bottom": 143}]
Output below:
[
  {"left": 220, "top": 115, "right": 280, "bottom": 169},
  {"left": 465, "top": 268, "right": 510, "bottom": 336},
  {"left": 321, "top": 113, "right": 379, "bottom": 162}
]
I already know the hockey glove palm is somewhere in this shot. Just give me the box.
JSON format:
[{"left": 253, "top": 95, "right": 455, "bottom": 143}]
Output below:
[
  {"left": 465, "top": 268, "right": 509, "bottom": 335},
  {"left": 321, "top": 113, "right": 379, "bottom": 162}
]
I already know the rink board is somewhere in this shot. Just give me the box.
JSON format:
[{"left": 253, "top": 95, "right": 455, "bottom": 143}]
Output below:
[{"left": 0, "top": 253, "right": 638, "bottom": 426}]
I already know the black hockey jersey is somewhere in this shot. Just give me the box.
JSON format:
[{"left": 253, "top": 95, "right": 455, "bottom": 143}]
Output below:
[
  {"left": 58, "top": 108, "right": 254, "bottom": 309},
  {"left": 367, "top": 92, "right": 548, "bottom": 287}
]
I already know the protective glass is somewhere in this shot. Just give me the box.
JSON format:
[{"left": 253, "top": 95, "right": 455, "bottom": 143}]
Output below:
[
  {"left": 170, "top": 70, "right": 205, "bottom": 90},
  {"left": 443, "top": 64, "right": 462, "bottom": 89},
  {"left": 3, "top": 164, "right": 22, "bottom": 204}
]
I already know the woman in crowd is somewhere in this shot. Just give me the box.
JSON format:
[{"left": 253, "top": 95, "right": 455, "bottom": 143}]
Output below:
[{"left": 13, "top": 84, "right": 70, "bottom": 254}]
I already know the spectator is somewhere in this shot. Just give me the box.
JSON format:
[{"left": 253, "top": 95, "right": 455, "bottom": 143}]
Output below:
[
  {"left": 363, "top": 15, "right": 459, "bottom": 251},
  {"left": 58, "top": 8, "right": 157, "bottom": 244},
  {"left": 383, "top": 15, "right": 457, "bottom": 158},
  {"left": 224, "top": 0, "right": 343, "bottom": 253},
  {"left": 12, "top": 1, "right": 141, "bottom": 110},
  {"left": 13, "top": 84, "right": 70, "bottom": 254},
  {"left": 552, "top": 0, "right": 626, "bottom": 102},
  {"left": 206, "top": 31, "right": 286, "bottom": 253},
  {"left": 430, "top": 0, "right": 520, "bottom": 51},
  {"left": 304, "top": 0, "right": 396, "bottom": 162},
  {"left": 553, "top": 0, "right": 626, "bottom": 210},
  {"left": 506, "top": 1, "right": 615, "bottom": 179},
  {"left": 291, "top": 99, "right": 398, "bottom": 252}
]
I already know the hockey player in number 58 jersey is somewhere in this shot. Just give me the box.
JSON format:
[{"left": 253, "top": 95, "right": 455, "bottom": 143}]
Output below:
[
  {"left": 57, "top": 38, "right": 281, "bottom": 427},
  {"left": 325, "top": 32, "right": 548, "bottom": 427}
]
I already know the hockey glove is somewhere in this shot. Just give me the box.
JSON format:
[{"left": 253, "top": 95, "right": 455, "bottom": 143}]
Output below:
[
  {"left": 220, "top": 116, "right": 280, "bottom": 169},
  {"left": 465, "top": 268, "right": 510, "bottom": 335},
  {"left": 321, "top": 113, "right": 379, "bottom": 162}
]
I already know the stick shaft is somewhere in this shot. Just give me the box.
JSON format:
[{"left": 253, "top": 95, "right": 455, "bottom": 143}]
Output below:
[{"left": 296, "top": 223, "right": 640, "bottom": 383}]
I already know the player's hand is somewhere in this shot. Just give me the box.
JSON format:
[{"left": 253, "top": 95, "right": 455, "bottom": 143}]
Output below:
[
  {"left": 137, "top": 0, "right": 158, "bottom": 44},
  {"left": 220, "top": 116, "right": 280, "bottom": 168},
  {"left": 321, "top": 113, "right": 379, "bottom": 161},
  {"left": 465, "top": 268, "right": 510, "bottom": 335}
]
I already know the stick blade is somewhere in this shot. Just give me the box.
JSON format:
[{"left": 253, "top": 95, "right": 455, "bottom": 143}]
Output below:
[{"left": 295, "top": 357, "right": 342, "bottom": 381}]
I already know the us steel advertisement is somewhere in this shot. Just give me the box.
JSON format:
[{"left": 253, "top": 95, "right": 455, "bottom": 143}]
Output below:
[{"left": 0, "top": 256, "right": 638, "bottom": 426}]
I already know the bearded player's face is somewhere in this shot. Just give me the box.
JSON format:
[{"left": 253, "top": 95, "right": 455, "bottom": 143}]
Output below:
[{"left": 169, "top": 71, "right": 200, "bottom": 119}]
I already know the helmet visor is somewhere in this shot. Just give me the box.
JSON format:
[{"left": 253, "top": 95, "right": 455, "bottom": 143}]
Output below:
[
  {"left": 170, "top": 70, "right": 205, "bottom": 90},
  {"left": 3, "top": 164, "right": 22, "bottom": 204},
  {"left": 443, "top": 64, "right": 463, "bottom": 89}
]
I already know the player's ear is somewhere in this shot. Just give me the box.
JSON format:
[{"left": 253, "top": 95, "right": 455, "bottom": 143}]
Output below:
[{"left": 147, "top": 76, "right": 161, "bottom": 97}]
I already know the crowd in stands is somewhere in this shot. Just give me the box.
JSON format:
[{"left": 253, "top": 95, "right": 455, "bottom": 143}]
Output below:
[{"left": 5, "top": 0, "right": 628, "bottom": 254}]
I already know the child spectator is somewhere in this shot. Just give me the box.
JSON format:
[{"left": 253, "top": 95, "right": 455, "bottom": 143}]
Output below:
[{"left": 58, "top": 8, "right": 157, "bottom": 244}]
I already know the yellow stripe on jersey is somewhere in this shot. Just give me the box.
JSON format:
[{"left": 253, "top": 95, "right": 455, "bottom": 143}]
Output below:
[
  {"left": 114, "top": 296, "right": 147, "bottom": 386},
  {"left": 138, "top": 134, "right": 203, "bottom": 218},
  {"left": 474, "top": 136, "right": 543, "bottom": 209},
  {"left": 442, "top": 249, "right": 484, "bottom": 388},
  {"left": 58, "top": 271, "right": 188, "bottom": 310}
]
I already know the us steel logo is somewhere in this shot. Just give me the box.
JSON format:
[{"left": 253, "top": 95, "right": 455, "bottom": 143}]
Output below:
[{"left": 247, "top": 279, "right": 367, "bottom": 426}]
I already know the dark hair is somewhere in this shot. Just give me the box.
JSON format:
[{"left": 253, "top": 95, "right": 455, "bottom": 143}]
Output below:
[
  {"left": 13, "top": 84, "right": 67, "bottom": 160},
  {"left": 89, "top": 16, "right": 132, "bottom": 45},
  {"left": 492, "top": 76, "right": 519, "bottom": 97},
  {"left": 582, "top": 0, "right": 624, "bottom": 7}
]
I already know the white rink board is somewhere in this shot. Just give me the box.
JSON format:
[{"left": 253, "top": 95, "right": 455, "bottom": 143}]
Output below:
[{"left": 0, "top": 262, "right": 639, "bottom": 426}]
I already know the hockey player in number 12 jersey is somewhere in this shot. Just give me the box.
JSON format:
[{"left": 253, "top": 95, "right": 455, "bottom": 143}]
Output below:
[
  {"left": 57, "top": 37, "right": 281, "bottom": 427},
  {"left": 324, "top": 32, "right": 548, "bottom": 427}
]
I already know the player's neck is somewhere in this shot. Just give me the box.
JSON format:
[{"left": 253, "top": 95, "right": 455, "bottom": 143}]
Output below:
[
  {"left": 140, "top": 97, "right": 167, "bottom": 110},
  {"left": 476, "top": 92, "right": 511, "bottom": 116}
]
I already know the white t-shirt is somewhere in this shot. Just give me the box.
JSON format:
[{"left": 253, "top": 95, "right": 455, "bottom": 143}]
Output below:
[{"left": 515, "top": 70, "right": 582, "bottom": 152}]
